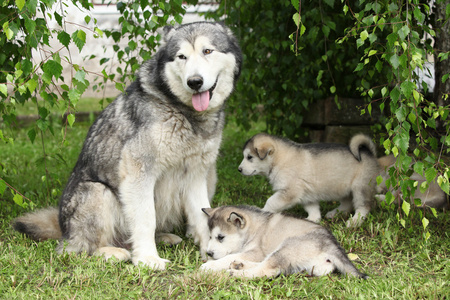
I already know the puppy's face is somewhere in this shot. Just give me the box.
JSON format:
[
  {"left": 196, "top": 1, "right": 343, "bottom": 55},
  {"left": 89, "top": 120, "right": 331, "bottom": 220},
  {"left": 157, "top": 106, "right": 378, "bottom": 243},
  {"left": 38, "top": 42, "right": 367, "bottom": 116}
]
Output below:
[
  {"left": 203, "top": 208, "right": 248, "bottom": 260},
  {"left": 238, "top": 141, "right": 274, "bottom": 177},
  {"left": 205, "top": 226, "right": 245, "bottom": 260}
]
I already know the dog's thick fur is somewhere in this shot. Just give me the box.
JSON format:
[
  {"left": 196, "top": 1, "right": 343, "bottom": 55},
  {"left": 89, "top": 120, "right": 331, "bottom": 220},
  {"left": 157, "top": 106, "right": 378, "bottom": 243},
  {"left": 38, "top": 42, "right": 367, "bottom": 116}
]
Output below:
[
  {"left": 200, "top": 205, "right": 368, "bottom": 279},
  {"left": 12, "top": 22, "right": 242, "bottom": 269},
  {"left": 376, "top": 155, "right": 449, "bottom": 208},
  {"left": 238, "top": 133, "right": 379, "bottom": 227}
]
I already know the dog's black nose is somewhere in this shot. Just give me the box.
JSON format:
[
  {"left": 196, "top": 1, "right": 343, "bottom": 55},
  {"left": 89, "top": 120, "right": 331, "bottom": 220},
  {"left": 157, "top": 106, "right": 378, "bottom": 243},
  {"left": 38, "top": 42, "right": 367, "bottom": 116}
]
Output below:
[
  {"left": 206, "top": 251, "right": 214, "bottom": 258},
  {"left": 238, "top": 167, "right": 242, "bottom": 173},
  {"left": 187, "top": 76, "right": 203, "bottom": 90}
]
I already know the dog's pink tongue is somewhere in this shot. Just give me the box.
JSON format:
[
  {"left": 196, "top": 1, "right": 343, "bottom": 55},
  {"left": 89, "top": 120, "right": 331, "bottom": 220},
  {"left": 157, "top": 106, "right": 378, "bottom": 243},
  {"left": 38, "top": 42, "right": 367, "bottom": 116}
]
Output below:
[{"left": 192, "top": 91, "right": 210, "bottom": 112}]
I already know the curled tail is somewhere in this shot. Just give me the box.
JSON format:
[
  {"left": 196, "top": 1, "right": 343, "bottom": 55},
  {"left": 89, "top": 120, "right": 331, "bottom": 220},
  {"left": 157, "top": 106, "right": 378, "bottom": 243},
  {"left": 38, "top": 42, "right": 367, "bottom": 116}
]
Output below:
[
  {"left": 349, "top": 134, "right": 377, "bottom": 161},
  {"left": 12, "top": 207, "right": 61, "bottom": 241}
]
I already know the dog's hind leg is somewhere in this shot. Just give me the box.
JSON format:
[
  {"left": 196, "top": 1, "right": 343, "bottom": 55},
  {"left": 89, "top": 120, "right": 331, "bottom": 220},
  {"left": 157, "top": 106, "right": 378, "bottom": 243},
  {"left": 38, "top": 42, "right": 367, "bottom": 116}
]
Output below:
[
  {"left": 96, "top": 247, "right": 131, "bottom": 261},
  {"left": 229, "top": 262, "right": 281, "bottom": 278},
  {"left": 230, "top": 236, "right": 343, "bottom": 278},
  {"left": 229, "top": 251, "right": 289, "bottom": 278},
  {"left": 156, "top": 233, "right": 183, "bottom": 245},
  {"left": 229, "top": 241, "right": 304, "bottom": 278},
  {"left": 325, "top": 197, "right": 353, "bottom": 219},
  {"left": 57, "top": 182, "right": 124, "bottom": 256},
  {"left": 346, "top": 187, "right": 373, "bottom": 227}
]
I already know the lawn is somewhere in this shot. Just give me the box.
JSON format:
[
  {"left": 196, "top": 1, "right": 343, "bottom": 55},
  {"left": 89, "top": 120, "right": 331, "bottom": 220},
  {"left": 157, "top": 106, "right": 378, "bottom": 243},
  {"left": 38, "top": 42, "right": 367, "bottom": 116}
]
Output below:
[{"left": 0, "top": 111, "right": 449, "bottom": 299}]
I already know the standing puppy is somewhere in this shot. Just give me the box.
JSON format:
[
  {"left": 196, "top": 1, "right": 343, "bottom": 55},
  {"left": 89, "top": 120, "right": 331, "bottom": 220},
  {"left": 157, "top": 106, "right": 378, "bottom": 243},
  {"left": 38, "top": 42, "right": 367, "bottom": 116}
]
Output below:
[
  {"left": 200, "top": 205, "right": 368, "bottom": 279},
  {"left": 238, "top": 133, "right": 379, "bottom": 227},
  {"left": 376, "top": 155, "right": 448, "bottom": 208},
  {"left": 12, "top": 22, "right": 242, "bottom": 269}
]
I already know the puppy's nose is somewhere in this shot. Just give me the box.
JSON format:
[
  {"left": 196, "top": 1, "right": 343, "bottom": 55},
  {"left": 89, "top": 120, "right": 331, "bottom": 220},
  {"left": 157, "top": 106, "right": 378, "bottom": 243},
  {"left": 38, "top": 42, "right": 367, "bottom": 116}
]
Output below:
[
  {"left": 187, "top": 76, "right": 203, "bottom": 90},
  {"left": 206, "top": 251, "right": 214, "bottom": 258},
  {"left": 238, "top": 167, "right": 242, "bottom": 173}
]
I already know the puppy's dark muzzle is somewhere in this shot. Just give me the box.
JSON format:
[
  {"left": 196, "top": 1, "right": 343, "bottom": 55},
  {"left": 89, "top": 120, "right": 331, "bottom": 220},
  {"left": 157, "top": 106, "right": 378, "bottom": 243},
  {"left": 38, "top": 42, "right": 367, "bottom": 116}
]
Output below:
[{"left": 206, "top": 251, "right": 214, "bottom": 258}]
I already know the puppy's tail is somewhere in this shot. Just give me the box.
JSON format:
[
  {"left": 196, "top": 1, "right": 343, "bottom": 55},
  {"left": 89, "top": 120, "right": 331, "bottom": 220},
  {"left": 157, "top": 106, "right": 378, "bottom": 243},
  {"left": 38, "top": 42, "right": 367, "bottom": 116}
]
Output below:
[
  {"left": 12, "top": 207, "right": 62, "bottom": 241},
  {"left": 349, "top": 134, "right": 377, "bottom": 161}
]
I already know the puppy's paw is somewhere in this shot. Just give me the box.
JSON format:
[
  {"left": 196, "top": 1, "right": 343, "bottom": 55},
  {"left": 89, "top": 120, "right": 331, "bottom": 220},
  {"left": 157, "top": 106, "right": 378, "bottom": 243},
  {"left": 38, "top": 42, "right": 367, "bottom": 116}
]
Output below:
[
  {"left": 200, "top": 260, "right": 223, "bottom": 271},
  {"left": 227, "top": 268, "right": 240, "bottom": 277},
  {"left": 346, "top": 215, "right": 365, "bottom": 228},
  {"left": 132, "top": 255, "right": 170, "bottom": 270},
  {"left": 230, "top": 260, "right": 244, "bottom": 270},
  {"left": 227, "top": 269, "right": 257, "bottom": 278}
]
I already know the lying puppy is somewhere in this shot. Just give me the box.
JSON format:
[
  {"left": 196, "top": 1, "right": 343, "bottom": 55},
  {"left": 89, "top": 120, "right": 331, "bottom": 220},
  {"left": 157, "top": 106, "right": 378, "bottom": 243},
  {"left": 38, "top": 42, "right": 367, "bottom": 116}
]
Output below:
[
  {"left": 200, "top": 205, "right": 368, "bottom": 279},
  {"left": 238, "top": 133, "right": 379, "bottom": 227},
  {"left": 376, "top": 155, "right": 448, "bottom": 208}
]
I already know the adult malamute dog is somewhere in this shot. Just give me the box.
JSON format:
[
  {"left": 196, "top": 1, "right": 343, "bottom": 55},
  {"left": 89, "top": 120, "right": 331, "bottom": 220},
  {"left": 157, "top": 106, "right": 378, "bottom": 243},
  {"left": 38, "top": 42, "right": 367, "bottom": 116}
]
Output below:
[
  {"left": 200, "top": 205, "right": 368, "bottom": 279},
  {"left": 12, "top": 22, "right": 242, "bottom": 270},
  {"left": 238, "top": 133, "right": 379, "bottom": 227}
]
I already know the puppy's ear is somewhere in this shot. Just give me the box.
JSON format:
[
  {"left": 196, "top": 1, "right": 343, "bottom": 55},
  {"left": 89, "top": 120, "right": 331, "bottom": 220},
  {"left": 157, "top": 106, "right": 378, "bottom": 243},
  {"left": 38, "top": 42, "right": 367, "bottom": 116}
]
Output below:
[
  {"left": 202, "top": 208, "right": 215, "bottom": 217},
  {"left": 255, "top": 142, "right": 274, "bottom": 160},
  {"left": 227, "top": 212, "right": 246, "bottom": 229}
]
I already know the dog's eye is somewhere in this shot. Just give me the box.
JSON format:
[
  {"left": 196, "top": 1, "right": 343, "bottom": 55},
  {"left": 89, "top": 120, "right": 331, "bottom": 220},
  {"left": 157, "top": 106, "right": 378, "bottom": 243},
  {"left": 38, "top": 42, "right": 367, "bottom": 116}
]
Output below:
[
  {"left": 247, "top": 155, "right": 253, "bottom": 161},
  {"left": 217, "top": 234, "right": 224, "bottom": 242},
  {"left": 203, "top": 49, "right": 213, "bottom": 55},
  {"left": 177, "top": 54, "right": 187, "bottom": 60}
]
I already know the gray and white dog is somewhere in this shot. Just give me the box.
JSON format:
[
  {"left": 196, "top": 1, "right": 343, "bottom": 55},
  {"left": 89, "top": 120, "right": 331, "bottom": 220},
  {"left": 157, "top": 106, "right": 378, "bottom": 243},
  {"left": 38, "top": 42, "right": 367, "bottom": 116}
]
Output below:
[
  {"left": 13, "top": 22, "right": 242, "bottom": 270},
  {"left": 238, "top": 133, "right": 380, "bottom": 227},
  {"left": 200, "top": 205, "right": 368, "bottom": 279}
]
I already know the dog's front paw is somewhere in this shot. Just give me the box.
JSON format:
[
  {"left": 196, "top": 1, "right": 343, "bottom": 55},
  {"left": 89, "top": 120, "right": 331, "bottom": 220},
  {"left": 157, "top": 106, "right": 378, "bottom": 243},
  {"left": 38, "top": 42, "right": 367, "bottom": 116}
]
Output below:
[
  {"left": 200, "top": 260, "right": 228, "bottom": 272},
  {"left": 230, "top": 260, "right": 244, "bottom": 270},
  {"left": 200, "top": 260, "right": 218, "bottom": 271},
  {"left": 132, "top": 255, "right": 170, "bottom": 270},
  {"left": 227, "top": 268, "right": 240, "bottom": 277}
]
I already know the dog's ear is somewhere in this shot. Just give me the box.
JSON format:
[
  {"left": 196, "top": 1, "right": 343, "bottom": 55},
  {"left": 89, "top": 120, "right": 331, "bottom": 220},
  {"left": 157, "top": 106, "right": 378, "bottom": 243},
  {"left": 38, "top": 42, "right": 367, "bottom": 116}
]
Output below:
[
  {"left": 227, "top": 212, "right": 246, "bottom": 229},
  {"left": 202, "top": 208, "right": 215, "bottom": 217},
  {"left": 255, "top": 142, "right": 274, "bottom": 160},
  {"left": 161, "top": 25, "right": 177, "bottom": 44}
]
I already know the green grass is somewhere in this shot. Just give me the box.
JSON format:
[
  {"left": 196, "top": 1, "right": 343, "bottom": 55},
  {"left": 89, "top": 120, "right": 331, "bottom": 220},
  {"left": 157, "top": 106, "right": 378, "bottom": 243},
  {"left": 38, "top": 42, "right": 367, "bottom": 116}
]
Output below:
[{"left": 1, "top": 115, "right": 449, "bottom": 299}]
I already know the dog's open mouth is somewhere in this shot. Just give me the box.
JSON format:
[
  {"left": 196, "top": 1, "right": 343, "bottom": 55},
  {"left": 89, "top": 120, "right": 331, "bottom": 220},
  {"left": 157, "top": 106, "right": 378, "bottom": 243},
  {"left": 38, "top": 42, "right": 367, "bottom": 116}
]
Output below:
[{"left": 192, "top": 80, "right": 217, "bottom": 112}]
